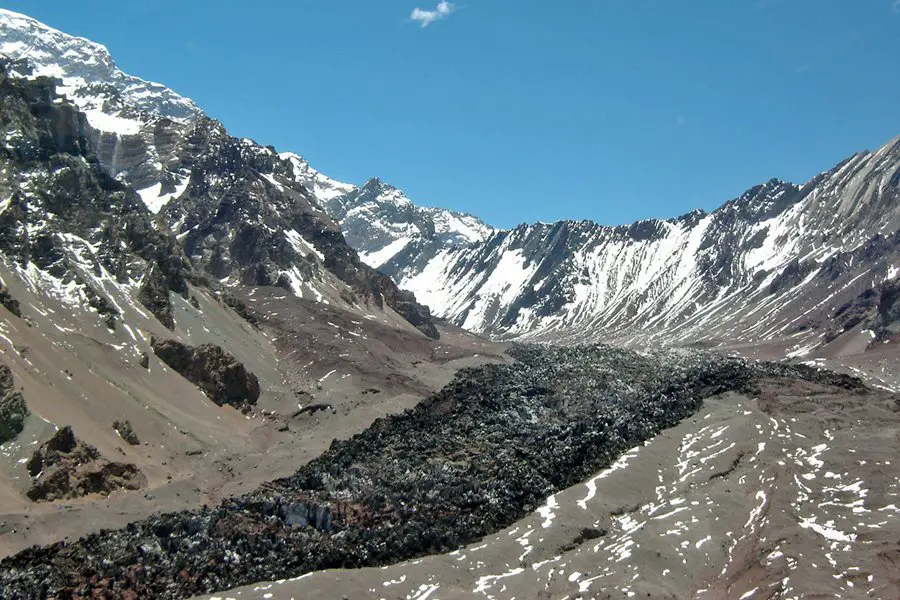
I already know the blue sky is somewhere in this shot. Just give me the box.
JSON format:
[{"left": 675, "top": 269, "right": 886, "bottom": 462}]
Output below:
[{"left": 6, "top": 1, "right": 900, "bottom": 228}]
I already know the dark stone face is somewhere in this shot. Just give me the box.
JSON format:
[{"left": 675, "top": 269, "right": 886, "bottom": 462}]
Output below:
[{"left": 876, "top": 279, "right": 900, "bottom": 340}]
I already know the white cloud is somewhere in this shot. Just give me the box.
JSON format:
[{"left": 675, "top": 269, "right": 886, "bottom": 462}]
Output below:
[{"left": 410, "top": 1, "right": 455, "bottom": 27}]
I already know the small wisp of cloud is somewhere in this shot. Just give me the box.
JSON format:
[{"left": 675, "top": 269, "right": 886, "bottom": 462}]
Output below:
[{"left": 410, "top": 1, "right": 456, "bottom": 27}]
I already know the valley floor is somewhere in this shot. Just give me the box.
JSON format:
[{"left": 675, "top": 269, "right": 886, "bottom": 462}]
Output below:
[{"left": 199, "top": 373, "right": 900, "bottom": 600}]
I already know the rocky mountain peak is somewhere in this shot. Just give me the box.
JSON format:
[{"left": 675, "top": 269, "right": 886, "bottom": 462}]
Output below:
[
  {"left": 352, "top": 177, "right": 410, "bottom": 211},
  {"left": 321, "top": 177, "right": 494, "bottom": 270},
  {"left": 361, "top": 176, "right": 398, "bottom": 194},
  {"left": 0, "top": 8, "right": 202, "bottom": 124}
]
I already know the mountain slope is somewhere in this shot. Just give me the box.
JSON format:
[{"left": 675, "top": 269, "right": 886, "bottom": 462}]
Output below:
[{"left": 377, "top": 139, "right": 900, "bottom": 358}]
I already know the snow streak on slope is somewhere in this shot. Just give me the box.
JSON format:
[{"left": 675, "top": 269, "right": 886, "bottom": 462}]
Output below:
[{"left": 386, "top": 138, "right": 900, "bottom": 350}]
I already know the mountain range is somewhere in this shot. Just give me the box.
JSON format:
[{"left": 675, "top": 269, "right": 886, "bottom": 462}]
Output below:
[
  {"left": 0, "top": 8, "right": 898, "bottom": 600},
  {"left": 4, "top": 7, "right": 897, "bottom": 361}
]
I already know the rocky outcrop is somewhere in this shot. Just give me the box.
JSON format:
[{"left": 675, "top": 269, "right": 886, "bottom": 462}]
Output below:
[
  {"left": 371, "top": 273, "right": 439, "bottom": 339},
  {"left": 151, "top": 339, "right": 260, "bottom": 409},
  {"left": 25, "top": 426, "right": 144, "bottom": 502},
  {"left": 0, "top": 284, "right": 21, "bottom": 317},
  {"left": 0, "top": 345, "right": 866, "bottom": 598},
  {"left": 155, "top": 120, "right": 441, "bottom": 339},
  {"left": 220, "top": 292, "right": 260, "bottom": 327},
  {"left": 0, "top": 364, "right": 27, "bottom": 444},
  {"left": 138, "top": 263, "right": 175, "bottom": 330},
  {"left": 822, "top": 265, "right": 900, "bottom": 344}
]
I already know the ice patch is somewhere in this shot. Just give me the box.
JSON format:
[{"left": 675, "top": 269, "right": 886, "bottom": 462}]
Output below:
[
  {"left": 136, "top": 178, "right": 189, "bottom": 214},
  {"left": 578, "top": 446, "right": 641, "bottom": 509},
  {"left": 284, "top": 230, "right": 324, "bottom": 261}
]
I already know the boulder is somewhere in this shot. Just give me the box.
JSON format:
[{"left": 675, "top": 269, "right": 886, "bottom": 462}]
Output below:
[{"left": 151, "top": 339, "right": 260, "bottom": 409}]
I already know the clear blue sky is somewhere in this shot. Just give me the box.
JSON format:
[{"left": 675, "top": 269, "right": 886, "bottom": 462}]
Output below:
[{"left": 6, "top": 0, "right": 900, "bottom": 228}]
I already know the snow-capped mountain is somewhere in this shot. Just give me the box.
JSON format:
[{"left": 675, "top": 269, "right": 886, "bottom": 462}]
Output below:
[
  {"left": 378, "top": 138, "right": 900, "bottom": 355},
  {"left": 323, "top": 177, "right": 493, "bottom": 269},
  {"left": 0, "top": 10, "right": 342, "bottom": 215},
  {"left": 0, "top": 8, "right": 201, "bottom": 123},
  {"left": 0, "top": 9, "right": 439, "bottom": 338}
]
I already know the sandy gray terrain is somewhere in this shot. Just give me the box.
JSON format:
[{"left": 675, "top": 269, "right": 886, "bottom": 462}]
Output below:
[{"left": 198, "top": 367, "right": 900, "bottom": 600}]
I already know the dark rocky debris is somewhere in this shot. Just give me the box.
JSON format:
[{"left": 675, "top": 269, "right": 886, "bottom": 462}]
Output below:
[
  {"left": 151, "top": 339, "right": 260, "bottom": 409},
  {"left": 25, "top": 426, "right": 144, "bottom": 502},
  {"left": 0, "top": 344, "right": 864, "bottom": 599}
]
